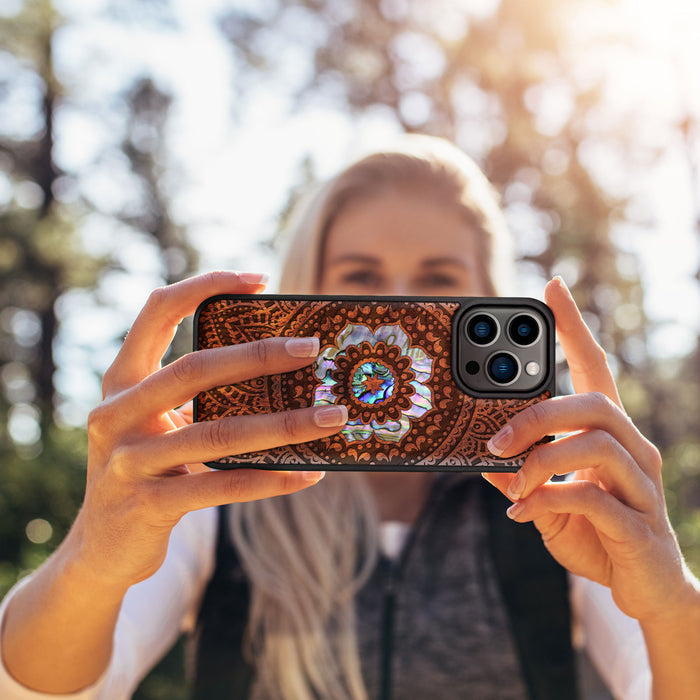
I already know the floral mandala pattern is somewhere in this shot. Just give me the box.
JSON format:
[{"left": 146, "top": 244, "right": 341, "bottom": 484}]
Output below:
[
  {"left": 313, "top": 323, "right": 434, "bottom": 444},
  {"left": 196, "top": 297, "right": 552, "bottom": 469}
]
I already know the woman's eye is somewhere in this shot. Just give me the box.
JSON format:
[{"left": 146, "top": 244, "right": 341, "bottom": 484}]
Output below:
[
  {"left": 341, "top": 270, "right": 383, "bottom": 288},
  {"left": 417, "top": 273, "right": 460, "bottom": 290}
]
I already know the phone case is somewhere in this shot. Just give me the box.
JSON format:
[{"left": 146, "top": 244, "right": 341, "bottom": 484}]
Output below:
[{"left": 194, "top": 295, "right": 555, "bottom": 472}]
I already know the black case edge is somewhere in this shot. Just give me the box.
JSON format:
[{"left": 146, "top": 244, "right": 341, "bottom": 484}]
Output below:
[{"left": 193, "top": 294, "right": 556, "bottom": 471}]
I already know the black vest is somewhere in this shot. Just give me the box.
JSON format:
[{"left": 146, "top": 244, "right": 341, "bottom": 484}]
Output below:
[{"left": 190, "top": 478, "right": 578, "bottom": 700}]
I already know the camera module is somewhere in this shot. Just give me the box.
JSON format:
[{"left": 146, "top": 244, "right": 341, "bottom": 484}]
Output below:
[
  {"left": 466, "top": 313, "right": 498, "bottom": 346},
  {"left": 455, "top": 301, "right": 551, "bottom": 397},
  {"left": 507, "top": 314, "right": 540, "bottom": 347},
  {"left": 487, "top": 352, "right": 520, "bottom": 385}
]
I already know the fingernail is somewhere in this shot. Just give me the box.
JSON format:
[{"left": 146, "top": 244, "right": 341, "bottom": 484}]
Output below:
[
  {"left": 303, "top": 471, "right": 325, "bottom": 483},
  {"left": 286, "top": 336, "right": 320, "bottom": 358},
  {"left": 507, "top": 471, "right": 525, "bottom": 500},
  {"left": 238, "top": 272, "right": 269, "bottom": 285},
  {"left": 553, "top": 275, "right": 570, "bottom": 295},
  {"left": 506, "top": 502, "right": 524, "bottom": 520},
  {"left": 314, "top": 404, "right": 348, "bottom": 428},
  {"left": 487, "top": 425, "right": 513, "bottom": 456}
]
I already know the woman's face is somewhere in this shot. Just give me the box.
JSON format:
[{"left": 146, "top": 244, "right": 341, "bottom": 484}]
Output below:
[{"left": 318, "top": 189, "right": 488, "bottom": 296}]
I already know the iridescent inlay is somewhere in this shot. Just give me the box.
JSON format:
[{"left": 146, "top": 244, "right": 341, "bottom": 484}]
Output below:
[
  {"left": 352, "top": 361, "right": 395, "bottom": 405},
  {"left": 313, "top": 322, "right": 435, "bottom": 444}
]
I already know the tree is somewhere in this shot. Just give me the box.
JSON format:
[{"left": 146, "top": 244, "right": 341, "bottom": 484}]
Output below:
[
  {"left": 3, "top": 1, "right": 700, "bottom": 696},
  {"left": 218, "top": 0, "right": 651, "bottom": 381},
  {"left": 1, "top": 2, "right": 195, "bottom": 696},
  {"left": 0, "top": 0, "right": 99, "bottom": 595},
  {"left": 215, "top": 0, "right": 700, "bottom": 574}
]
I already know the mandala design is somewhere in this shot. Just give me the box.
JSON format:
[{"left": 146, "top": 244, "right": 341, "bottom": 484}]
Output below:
[
  {"left": 194, "top": 297, "right": 552, "bottom": 469},
  {"left": 351, "top": 359, "right": 395, "bottom": 405},
  {"left": 312, "top": 328, "right": 432, "bottom": 443}
]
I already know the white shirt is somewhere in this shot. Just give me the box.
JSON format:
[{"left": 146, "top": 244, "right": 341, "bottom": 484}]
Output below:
[{"left": 0, "top": 507, "right": 651, "bottom": 699}]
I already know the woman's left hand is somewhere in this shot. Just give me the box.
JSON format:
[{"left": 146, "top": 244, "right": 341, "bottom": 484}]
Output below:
[{"left": 483, "top": 276, "right": 696, "bottom": 625}]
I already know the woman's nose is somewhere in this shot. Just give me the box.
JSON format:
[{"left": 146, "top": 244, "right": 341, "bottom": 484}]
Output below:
[{"left": 383, "top": 279, "right": 411, "bottom": 296}]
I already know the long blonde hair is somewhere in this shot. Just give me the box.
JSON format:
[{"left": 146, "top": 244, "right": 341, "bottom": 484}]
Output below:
[{"left": 230, "top": 135, "right": 513, "bottom": 700}]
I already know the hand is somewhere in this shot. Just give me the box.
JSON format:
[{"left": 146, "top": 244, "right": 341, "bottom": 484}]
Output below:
[
  {"left": 72, "top": 271, "right": 348, "bottom": 590},
  {"left": 482, "top": 276, "right": 695, "bottom": 624}
]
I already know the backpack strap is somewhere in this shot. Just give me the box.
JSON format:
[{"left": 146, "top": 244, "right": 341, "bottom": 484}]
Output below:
[
  {"left": 190, "top": 505, "right": 254, "bottom": 699},
  {"left": 484, "top": 483, "right": 579, "bottom": 700}
]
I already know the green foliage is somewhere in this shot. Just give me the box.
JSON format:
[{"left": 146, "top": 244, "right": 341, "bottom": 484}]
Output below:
[
  {"left": 0, "top": 2, "right": 196, "bottom": 697},
  {"left": 218, "top": 0, "right": 653, "bottom": 374},
  {"left": 0, "top": 421, "right": 87, "bottom": 599},
  {"left": 1, "top": 0, "right": 700, "bottom": 698}
]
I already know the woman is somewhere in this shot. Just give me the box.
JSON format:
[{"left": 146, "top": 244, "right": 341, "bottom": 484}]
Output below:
[{"left": 1, "top": 136, "right": 699, "bottom": 700}]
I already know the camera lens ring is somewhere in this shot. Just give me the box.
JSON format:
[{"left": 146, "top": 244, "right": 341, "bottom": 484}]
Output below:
[
  {"left": 465, "top": 312, "right": 499, "bottom": 347},
  {"left": 486, "top": 351, "right": 521, "bottom": 386},
  {"left": 507, "top": 314, "right": 541, "bottom": 347}
]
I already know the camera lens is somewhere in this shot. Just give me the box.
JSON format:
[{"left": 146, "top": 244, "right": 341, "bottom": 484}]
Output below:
[
  {"left": 508, "top": 314, "right": 540, "bottom": 347},
  {"left": 466, "top": 313, "right": 498, "bottom": 345},
  {"left": 487, "top": 352, "right": 519, "bottom": 385}
]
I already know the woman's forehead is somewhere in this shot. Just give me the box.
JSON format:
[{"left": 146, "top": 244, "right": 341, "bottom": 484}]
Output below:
[{"left": 324, "top": 191, "right": 478, "bottom": 262}]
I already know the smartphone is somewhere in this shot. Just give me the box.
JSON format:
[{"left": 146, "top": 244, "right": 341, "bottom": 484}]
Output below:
[{"left": 193, "top": 295, "right": 555, "bottom": 472}]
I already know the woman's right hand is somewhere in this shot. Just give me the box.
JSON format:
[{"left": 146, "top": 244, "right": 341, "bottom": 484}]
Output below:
[{"left": 73, "top": 270, "right": 347, "bottom": 590}]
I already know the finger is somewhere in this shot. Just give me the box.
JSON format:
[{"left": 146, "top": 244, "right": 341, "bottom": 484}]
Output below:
[
  {"left": 481, "top": 471, "right": 513, "bottom": 495},
  {"left": 544, "top": 277, "right": 622, "bottom": 408},
  {"left": 504, "top": 430, "right": 656, "bottom": 512},
  {"left": 112, "top": 404, "right": 348, "bottom": 476},
  {"left": 482, "top": 473, "right": 616, "bottom": 575},
  {"left": 157, "top": 468, "right": 326, "bottom": 518},
  {"left": 168, "top": 408, "right": 210, "bottom": 473},
  {"left": 119, "top": 336, "right": 320, "bottom": 419},
  {"left": 505, "top": 479, "right": 640, "bottom": 545},
  {"left": 170, "top": 407, "right": 192, "bottom": 429},
  {"left": 486, "top": 392, "right": 661, "bottom": 480},
  {"left": 104, "top": 271, "right": 268, "bottom": 395},
  {"left": 177, "top": 402, "right": 194, "bottom": 423}
]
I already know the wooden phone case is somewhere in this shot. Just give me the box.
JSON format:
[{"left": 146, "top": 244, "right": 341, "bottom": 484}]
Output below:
[{"left": 194, "top": 295, "right": 554, "bottom": 472}]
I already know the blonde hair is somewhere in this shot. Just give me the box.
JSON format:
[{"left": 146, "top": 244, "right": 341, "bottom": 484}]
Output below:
[
  {"left": 278, "top": 134, "right": 515, "bottom": 295},
  {"left": 230, "top": 135, "right": 515, "bottom": 700},
  {"left": 230, "top": 475, "right": 378, "bottom": 700}
]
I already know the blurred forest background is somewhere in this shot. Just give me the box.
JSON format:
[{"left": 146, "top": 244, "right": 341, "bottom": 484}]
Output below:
[{"left": 1, "top": 0, "right": 700, "bottom": 697}]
